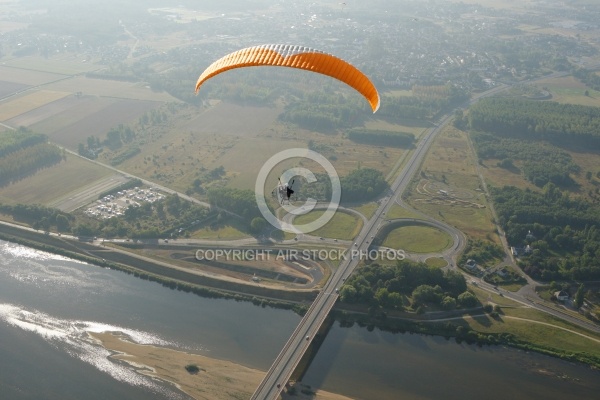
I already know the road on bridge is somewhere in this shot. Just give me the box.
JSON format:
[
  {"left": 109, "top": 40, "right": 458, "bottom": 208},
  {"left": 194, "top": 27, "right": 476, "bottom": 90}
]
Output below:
[
  {"left": 250, "top": 70, "right": 597, "bottom": 398},
  {"left": 250, "top": 106, "right": 455, "bottom": 400}
]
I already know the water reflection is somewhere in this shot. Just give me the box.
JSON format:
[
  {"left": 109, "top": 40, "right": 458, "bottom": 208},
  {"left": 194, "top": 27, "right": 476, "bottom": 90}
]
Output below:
[
  {"left": 1, "top": 240, "right": 599, "bottom": 400},
  {"left": 0, "top": 303, "right": 186, "bottom": 398},
  {"left": 302, "top": 322, "right": 600, "bottom": 400}
]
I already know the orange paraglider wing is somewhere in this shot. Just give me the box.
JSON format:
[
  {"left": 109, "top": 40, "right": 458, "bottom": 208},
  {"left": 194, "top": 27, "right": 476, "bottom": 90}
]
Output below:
[{"left": 195, "top": 44, "right": 380, "bottom": 113}]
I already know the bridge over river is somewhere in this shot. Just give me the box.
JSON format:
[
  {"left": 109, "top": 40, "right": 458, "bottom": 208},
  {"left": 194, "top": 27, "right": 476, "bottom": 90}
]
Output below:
[{"left": 250, "top": 109, "right": 462, "bottom": 399}]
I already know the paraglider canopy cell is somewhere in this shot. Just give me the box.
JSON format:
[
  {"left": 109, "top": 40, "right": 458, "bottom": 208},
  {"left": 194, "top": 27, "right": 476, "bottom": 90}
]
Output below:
[{"left": 195, "top": 44, "right": 380, "bottom": 113}]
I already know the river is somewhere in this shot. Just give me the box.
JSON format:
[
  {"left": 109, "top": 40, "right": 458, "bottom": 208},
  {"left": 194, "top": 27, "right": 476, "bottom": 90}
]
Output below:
[{"left": 0, "top": 240, "right": 599, "bottom": 399}]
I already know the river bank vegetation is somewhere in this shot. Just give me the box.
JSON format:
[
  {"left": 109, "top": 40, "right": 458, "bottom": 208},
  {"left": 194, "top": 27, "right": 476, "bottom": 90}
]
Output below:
[
  {"left": 0, "top": 227, "right": 312, "bottom": 312},
  {"left": 2, "top": 225, "right": 599, "bottom": 370},
  {"left": 339, "top": 260, "right": 473, "bottom": 313},
  {"left": 332, "top": 308, "right": 600, "bottom": 369}
]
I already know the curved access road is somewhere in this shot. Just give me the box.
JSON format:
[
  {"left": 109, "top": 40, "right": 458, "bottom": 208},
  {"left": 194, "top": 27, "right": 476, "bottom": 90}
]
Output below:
[
  {"left": 377, "top": 217, "right": 465, "bottom": 265},
  {"left": 250, "top": 95, "right": 459, "bottom": 400}
]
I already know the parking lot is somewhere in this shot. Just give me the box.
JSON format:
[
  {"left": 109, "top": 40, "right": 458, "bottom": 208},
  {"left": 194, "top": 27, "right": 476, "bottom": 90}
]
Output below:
[{"left": 84, "top": 187, "right": 164, "bottom": 219}]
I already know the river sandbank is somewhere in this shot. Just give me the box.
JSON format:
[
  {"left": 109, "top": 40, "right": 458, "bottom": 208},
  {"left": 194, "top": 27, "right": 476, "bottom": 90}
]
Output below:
[{"left": 89, "top": 332, "right": 353, "bottom": 400}]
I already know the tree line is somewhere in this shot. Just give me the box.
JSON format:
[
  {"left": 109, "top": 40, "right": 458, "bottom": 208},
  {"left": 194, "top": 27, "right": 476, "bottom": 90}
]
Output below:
[
  {"left": 340, "top": 168, "right": 388, "bottom": 203},
  {"left": 458, "top": 238, "right": 505, "bottom": 269},
  {"left": 266, "top": 168, "right": 388, "bottom": 206},
  {"left": 0, "top": 128, "right": 47, "bottom": 157},
  {"left": 378, "top": 84, "right": 470, "bottom": 121},
  {"left": 278, "top": 92, "right": 367, "bottom": 132},
  {"left": 0, "top": 203, "right": 73, "bottom": 232},
  {"left": 0, "top": 142, "right": 64, "bottom": 186},
  {"left": 468, "top": 98, "right": 600, "bottom": 148},
  {"left": 491, "top": 184, "right": 600, "bottom": 281},
  {"left": 207, "top": 187, "right": 261, "bottom": 221},
  {"left": 573, "top": 68, "right": 600, "bottom": 92},
  {"left": 339, "top": 260, "right": 477, "bottom": 312},
  {"left": 471, "top": 131, "right": 580, "bottom": 187},
  {"left": 347, "top": 129, "right": 414, "bottom": 148}
]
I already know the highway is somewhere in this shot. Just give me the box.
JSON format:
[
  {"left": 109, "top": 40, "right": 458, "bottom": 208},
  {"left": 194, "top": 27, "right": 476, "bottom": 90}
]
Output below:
[
  {"left": 250, "top": 105, "right": 455, "bottom": 400},
  {"left": 3, "top": 66, "right": 598, "bottom": 398},
  {"left": 251, "top": 72, "right": 600, "bottom": 398}
]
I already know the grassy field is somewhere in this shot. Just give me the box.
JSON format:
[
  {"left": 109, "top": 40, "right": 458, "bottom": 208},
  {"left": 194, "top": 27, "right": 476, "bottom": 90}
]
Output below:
[
  {"left": 31, "top": 96, "right": 160, "bottom": 149},
  {"left": 44, "top": 76, "right": 178, "bottom": 101},
  {"left": 382, "top": 225, "right": 452, "bottom": 253},
  {"left": 293, "top": 209, "right": 362, "bottom": 240},
  {"left": 117, "top": 103, "right": 298, "bottom": 193},
  {"left": 7, "top": 94, "right": 86, "bottom": 127},
  {"left": 2, "top": 54, "right": 104, "bottom": 75},
  {"left": 405, "top": 126, "right": 501, "bottom": 243},
  {"left": 468, "top": 308, "right": 600, "bottom": 359},
  {"left": 0, "top": 65, "right": 67, "bottom": 86},
  {"left": 189, "top": 217, "right": 250, "bottom": 240},
  {"left": 0, "top": 90, "right": 71, "bottom": 121},
  {"left": 567, "top": 151, "right": 600, "bottom": 201},
  {"left": 478, "top": 158, "right": 539, "bottom": 191},
  {"left": 385, "top": 204, "right": 421, "bottom": 219},
  {"left": 116, "top": 101, "right": 411, "bottom": 194},
  {"left": 384, "top": 89, "right": 413, "bottom": 97},
  {"left": 425, "top": 257, "right": 448, "bottom": 268},
  {"left": 413, "top": 200, "right": 496, "bottom": 242},
  {"left": 351, "top": 202, "right": 378, "bottom": 219},
  {"left": 463, "top": 286, "right": 600, "bottom": 358},
  {"left": 533, "top": 76, "right": 600, "bottom": 107},
  {"left": 0, "top": 153, "right": 112, "bottom": 205}
]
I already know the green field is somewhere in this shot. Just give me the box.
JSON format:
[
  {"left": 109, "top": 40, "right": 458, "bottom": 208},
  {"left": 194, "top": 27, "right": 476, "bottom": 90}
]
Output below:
[
  {"left": 385, "top": 204, "right": 421, "bottom": 219},
  {"left": 293, "top": 209, "right": 363, "bottom": 240},
  {"left": 457, "top": 286, "right": 600, "bottom": 360},
  {"left": 405, "top": 126, "right": 501, "bottom": 243},
  {"left": 425, "top": 257, "right": 448, "bottom": 268},
  {"left": 0, "top": 153, "right": 112, "bottom": 205},
  {"left": 382, "top": 225, "right": 452, "bottom": 253},
  {"left": 464, "top": 308, "right": 600, "bottom": 360},
  {"left": 190, "top": 223, "right": 250, "bottom": 240},
  {"left": 351, "top": 202, "right": 378, "bottom": 219},
  {"left": 363, "top": 119, "right": 429, "bottom": 139},
  {"left": 534, "top": 76, "right": 600, "bottom": 107}
]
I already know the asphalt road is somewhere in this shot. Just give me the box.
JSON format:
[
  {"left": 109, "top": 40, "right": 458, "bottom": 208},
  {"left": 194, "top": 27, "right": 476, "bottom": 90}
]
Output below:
[
  {"left": 251, "top": 73, "right": 600, "bottom": 398},
  {"left": 4, "top": 67, "right": 600, "bottom": 398},
  {"left": 250, "top": 101, "right": 459, "bottom": 400}
]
